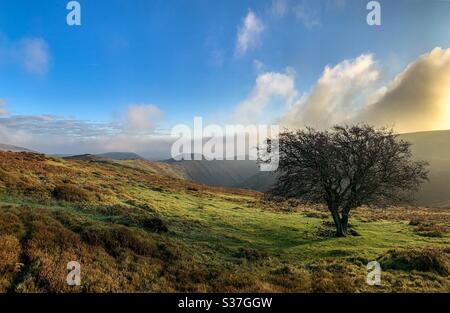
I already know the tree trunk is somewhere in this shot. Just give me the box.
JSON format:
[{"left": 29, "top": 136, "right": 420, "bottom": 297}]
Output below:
[
  {"left": 331, "top": 210, "right": 345, "bottom": 237},
  {"left": 341, "top": 213, "right": 349, "bottom": 235}
]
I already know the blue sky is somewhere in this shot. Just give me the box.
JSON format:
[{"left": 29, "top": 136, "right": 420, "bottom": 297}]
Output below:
[{"left": 0, "top": 0, "right": 450, "bottom": 157}]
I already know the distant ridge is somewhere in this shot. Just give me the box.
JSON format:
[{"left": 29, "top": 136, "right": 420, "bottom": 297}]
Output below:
[
  {"left": 61, "top": 152, "right": 144, "bottom": 161},
  {"left": 63, "top": 154, "right": 110, "bottom": 162},
  {"left": 3, "top": 129, "right": 450, "bottom": 207},
  {"left": 0, "top": 144, "right": 35, "bottom": 153},
  {"left": 164, "top": 157, "right": 260, "bottom": 188},
  {"left": 162, "top": 130, "right": 450, "bottom": 207},
  {"left": 97, "top": 152, "right": 143, "bottom": 160}
]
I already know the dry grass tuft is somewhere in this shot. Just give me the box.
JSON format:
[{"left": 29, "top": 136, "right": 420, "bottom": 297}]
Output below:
[
  {"left": 379, "top": 247, "right": 450, "bottom": 275},
  {"left": 0, "top": 235, "right": 21, "bottom": 292}
]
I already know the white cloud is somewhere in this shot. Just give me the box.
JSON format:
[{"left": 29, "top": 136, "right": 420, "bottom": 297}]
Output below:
[
  {"left": 208, "top": 48, "right": 224, "bottom": 67},
  {"left": 280, "top": 47, "right": 450, "bottom": 133},
  {"left": 326, "top": 0, "right": 347, "bottom": 10},
  {"left": 0, "top": 36, "right": 50, "bottom": 75},
  {"left": 17, "top": 38, "right": 50, "bottom": 74},
  {"left": 358, "top": 47, "right": 450, "bottom": 133},
  {"left": 293, "top": 2, "right": 321, "bottom": 29},
  {"left": 0, "top": 114, "right": 120, "bottom": 138},
  {"left": 0, "top": 124, "right": 32, "bottom": 148},
  {"left": 271, "top": 0, "right": 288, "bottom": 17},
  {"left": 253, "top": 59, "right": 264, "bottom": 72},
  {"left": 205, "top": 34, "right": 225, "bottom": 68},
  {"left": 235, "top": 10, "right": 265, "bottom": 57},
  {"left": 271, "top": 0, "right": 345, "bottom": 26},
  {"left": 0, "top": 119, "right": 174, "bottom": 159},
  {"left": 125, "top": 104, "right": 163, "bottom": 131},
  {"left": 281, "top": 54, "right": 380, "bottom": 129},
  {"left": 235, "top": 69, "right": 298, "bottom": 123},
  {"left": 0, "top": 105, "right": 169, "bottom": 159},
  {"left": 0, "top": 99, "right": 8, "bottom": 116}
]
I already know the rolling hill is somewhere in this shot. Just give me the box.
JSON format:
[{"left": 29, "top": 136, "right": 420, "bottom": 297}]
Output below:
[
  {"left": 3, "top": 129, "right": 450, "bottom": 207},
  {"left": 400, "top": 130, "right": 450, "bottom": 207},
  {"left": 166, "top": 130, "right": 450, "bottom": 208},
  {"left": 165, "top": 158, "right": 260, "bottom": 188},
  {"left": 97, "top": 152, "right": 143, "bottom": 160},
  {"left": 0, "top": 144, "right": 35, "bottom": 153},
  {"left": 0, "top": 151, "right": 448, "bottom": 292}
]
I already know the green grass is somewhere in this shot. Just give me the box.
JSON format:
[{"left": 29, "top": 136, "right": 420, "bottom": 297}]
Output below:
[
  {"left": 133, "top": 189, "right": 449, "bottom": 262},
  {"left": 0, "top": 152, "right": 448, "bottom": 292},
  {"left": 1, "top": 188, "right": 449, "bottom": 292}
]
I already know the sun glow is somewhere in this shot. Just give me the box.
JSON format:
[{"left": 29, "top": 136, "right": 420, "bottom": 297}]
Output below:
[{"left": 441, "top": 92, "right": 450, "bottom": 130}]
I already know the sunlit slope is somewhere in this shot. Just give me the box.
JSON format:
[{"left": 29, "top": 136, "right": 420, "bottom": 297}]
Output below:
[
  {"left": 0, "top": 144, "right": 35, "bottom": 153},
  {"left": 51, "top": 130, "right": 450, "bottom": 208},
  {"left": 165, "top": 159, "right": 260, "bottom": 188},
  {"left": 0, "top": 152, "right": 448, "bottom": 292},
  {"left": 400, "top": 130, "right": 450, "bottom": 207},
  {"left": 233, "top": 130, "right": 450, "bottom": 206}
]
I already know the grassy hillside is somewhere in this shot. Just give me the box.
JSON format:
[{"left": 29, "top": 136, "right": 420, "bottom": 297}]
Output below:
[
  {"left": 166, "top": 159, "right": 260, "bottom": 188},
  {"left": 0, "top": 152, "right": 449, "bottom": 292},
  {"left": 0, "top": 144, "right": 35, "bottom": 153},
  {"left": 400, "top": 130, "right": 450, "bottom": 207}
]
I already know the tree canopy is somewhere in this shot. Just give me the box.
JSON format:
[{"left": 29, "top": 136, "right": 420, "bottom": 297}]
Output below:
[{"left": 263, "top": 125, "right": 429, "bottom": 237}]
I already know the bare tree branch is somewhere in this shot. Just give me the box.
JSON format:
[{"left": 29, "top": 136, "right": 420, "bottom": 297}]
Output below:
[{"left": 259, "top": 125, "right": 429, "bottom": 237}]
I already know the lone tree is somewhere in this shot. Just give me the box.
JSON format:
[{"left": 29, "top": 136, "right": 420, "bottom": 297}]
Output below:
[{"left": 261, "top": 125, "right": 429, "bottom": 237}]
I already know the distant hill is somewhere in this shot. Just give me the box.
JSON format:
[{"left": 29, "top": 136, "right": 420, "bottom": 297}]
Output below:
[
  {"left": 4, "top": 129, "right": 450, "bottom": 207},
  {"left": 242, "top": 130, "right": 450, "bottom": 207},
  {"left": 400, "top": 130, "right": 450, "bottom": 207},
  {"left": 238, "top": 130, "right": 450, "bottom": 207},
  {"left": 239, "top": 171, "right": 275, "bottom": 191},
  {"left": 61, "top": 154, "right": 189, "bottom": 181},
  {"left": 97, "top": 152, "right": 143, "bottom": 160},
  {"left": 55, "top": 152, "right": 143, "bottom": 161},
  {"left": 0, "top": 144, "right": 35, "bottom": 153},
  {"left": 116, "top": 159, "right": 188, "bottom": 180},
  {"left": 165, "top": 130, "right": 450, "bottom": 208},
  {"left": 63, "top": 154, "right": 110, "bottom": 162},
  {"left": 165, "top": 158, "right": 260, "bottom": 188},
  {"left": 400, "top": 130, "right": 450, "bottom": 159}
]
